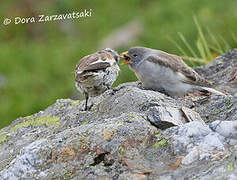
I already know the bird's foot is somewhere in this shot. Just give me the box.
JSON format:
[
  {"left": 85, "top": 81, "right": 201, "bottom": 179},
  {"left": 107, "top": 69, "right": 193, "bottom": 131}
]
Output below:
[
  {"left": 109, "top": 85, "right": 126, "bottom": 94},
  {"left": 137, "top": 82, "right": 146, "bottom": 90},
  {"left": 83, "top": 103, "right": 94, "bottom": 111},
  {"left": 107, "top": 87, "right": 119, "bottom": 96}
]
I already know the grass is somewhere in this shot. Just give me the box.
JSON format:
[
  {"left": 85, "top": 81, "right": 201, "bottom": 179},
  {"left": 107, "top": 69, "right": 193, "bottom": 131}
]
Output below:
[{"left": 170, "top": 16, "right": 234, "bottom": 66}]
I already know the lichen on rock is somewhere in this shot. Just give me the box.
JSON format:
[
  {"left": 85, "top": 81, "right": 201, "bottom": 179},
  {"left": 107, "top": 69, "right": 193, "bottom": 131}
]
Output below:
[
  {"left": 0, "top": 50, "right": 237, "bottom": 179},
  {"left": 10, "top": 115, "right": 60, "bottom": 132}
]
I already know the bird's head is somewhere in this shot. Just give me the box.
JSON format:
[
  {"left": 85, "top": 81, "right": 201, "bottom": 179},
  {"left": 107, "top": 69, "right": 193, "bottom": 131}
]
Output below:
[
  {"left": 102, "top": 48, "right": 120, "bottom": 62},
  {"left": 120, "top": 47, "right": 151, "bottom": 68}
]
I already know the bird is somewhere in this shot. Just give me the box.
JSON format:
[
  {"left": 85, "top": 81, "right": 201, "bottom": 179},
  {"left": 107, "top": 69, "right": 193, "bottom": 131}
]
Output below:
[
  {"left": 120, "top": 46, "right": 225, "bottom": 97},
  {"left": 75, "top": 48, "right": 120, "bottom": 110}
]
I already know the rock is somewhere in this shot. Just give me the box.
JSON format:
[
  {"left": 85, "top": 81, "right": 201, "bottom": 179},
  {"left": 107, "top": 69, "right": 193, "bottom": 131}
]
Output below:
[
  {"left": 147, "top": 106, "right": 184, "bottom": 130},
  {"left": 147, "top": 106, "right": 203, "bottom": 130},
  {"left": 181, "top": 146, "right": 199, "bottom": 165},
  {"left": 210, "top": 120, "right": 237, "bottom": 145},
  {"left": 194, "top": 49, "right": 237, "bottom": 95},
  {"left": 1, "top": 50, "right": 237, "bottom": 179},
  {"left": 0, "top": 139, "right": 47, "bottom": 179}
]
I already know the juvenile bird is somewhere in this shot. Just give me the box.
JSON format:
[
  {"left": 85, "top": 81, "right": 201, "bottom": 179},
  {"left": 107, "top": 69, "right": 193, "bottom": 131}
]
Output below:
[
  {"left": 120, "top": 46, "right": 225, "bottom": 97},
  {"left": 75, "top": 48, "right": 120, "bottom": 110}
]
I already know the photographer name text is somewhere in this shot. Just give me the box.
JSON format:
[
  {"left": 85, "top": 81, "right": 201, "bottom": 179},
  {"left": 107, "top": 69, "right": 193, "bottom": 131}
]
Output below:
[{"left": 3, "top": 9, "right": 93, "bottom": 25}]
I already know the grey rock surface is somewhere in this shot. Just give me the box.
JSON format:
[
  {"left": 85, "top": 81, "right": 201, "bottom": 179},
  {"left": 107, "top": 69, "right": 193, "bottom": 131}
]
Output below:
[{"left": 0, "top": 50, "right": 237, "bottom": 179}]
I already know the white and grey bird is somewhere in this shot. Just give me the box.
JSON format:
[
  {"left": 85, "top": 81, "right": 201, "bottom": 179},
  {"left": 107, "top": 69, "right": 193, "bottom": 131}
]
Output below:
[
  {"left": 75, "top": 48, "right": 120, "bottom": 110},
  {"left": 120, "top": 46, "right": 225, "bottom": 97}
]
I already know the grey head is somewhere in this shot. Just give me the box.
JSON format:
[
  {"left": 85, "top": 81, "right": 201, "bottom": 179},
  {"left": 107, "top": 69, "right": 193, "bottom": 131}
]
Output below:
[
  {"left": 127, "top": 47, "right": 152, "bottom": 68},
  {"left": 101, "top": 48, "right": 120, "bottom": 62}
]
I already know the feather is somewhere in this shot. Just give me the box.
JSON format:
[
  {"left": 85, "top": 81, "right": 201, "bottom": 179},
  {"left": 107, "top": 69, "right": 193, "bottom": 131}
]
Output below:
[
  {"left": 201, "top": 87, "right": 226, "bottom": 96},
  {"left": 75, "top": 52, "right": 113, "bottom": 72},
  {"left": 146, "top": 53, "right": 213, "bottom": 88}
]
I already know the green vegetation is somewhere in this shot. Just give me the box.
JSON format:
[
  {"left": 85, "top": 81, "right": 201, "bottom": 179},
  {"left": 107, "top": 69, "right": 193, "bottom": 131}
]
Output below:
[
  {"left": 0, "top": 130, "right": 8, "bottom": 144},
  {"left": 118, "top": 145, "right": 126, "bottom": 155},
  {"left": 153, "top": 139, "right": 167, "bottom": 148},
  {"left": 226, "top": 162, "right": 235, "bottom": 172},
  {"left": 154, "top": 133, "right": 161, "bottom": 138},
  {"left": 170, "top": 16, "right": 234, "bottom": 66},
  {"left": 10, "top": 115, "right": 60, "bottom": 132},
  {"left": 0, "top": 135, "right": 8, "bottom": 144},
  {"left": 1, "top": 0, "right": 237, "bottom": 128},
  {"left": 71, "top": 100, "right": 79, "bottom": 107}
]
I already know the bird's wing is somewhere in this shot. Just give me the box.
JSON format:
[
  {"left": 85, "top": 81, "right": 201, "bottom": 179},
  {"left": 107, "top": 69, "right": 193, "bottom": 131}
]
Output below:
[
  {"left": 75, "top": 52, "right": 113, "bottom": 73},
  {"left": 146, "top": 52, "right": 213, "bottom": 87}
]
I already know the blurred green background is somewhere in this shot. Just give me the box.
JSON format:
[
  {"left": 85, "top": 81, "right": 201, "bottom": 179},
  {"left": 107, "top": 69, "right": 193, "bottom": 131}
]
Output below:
[{"left": 0, "top": 0, "right": 237, "bottom": 128}]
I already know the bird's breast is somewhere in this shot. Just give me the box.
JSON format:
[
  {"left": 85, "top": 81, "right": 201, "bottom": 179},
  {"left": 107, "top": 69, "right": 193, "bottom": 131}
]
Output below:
[
  {"left": 132, "top": 61, "right": 193, "bottom": 96},
  {"left": 134, "top": 60, "right": 174, "bottom": 86}
]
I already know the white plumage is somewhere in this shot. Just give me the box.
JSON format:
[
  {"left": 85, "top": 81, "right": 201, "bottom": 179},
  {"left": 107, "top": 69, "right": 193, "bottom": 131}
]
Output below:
[{"left": 75, "top": 48, "right": 120, "bottom": 110}]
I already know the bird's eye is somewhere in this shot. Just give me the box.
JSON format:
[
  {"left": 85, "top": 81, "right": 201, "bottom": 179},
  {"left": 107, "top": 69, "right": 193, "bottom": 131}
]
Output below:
[{"left": 133, "top": 54, "right": 138, "bottom": 57}]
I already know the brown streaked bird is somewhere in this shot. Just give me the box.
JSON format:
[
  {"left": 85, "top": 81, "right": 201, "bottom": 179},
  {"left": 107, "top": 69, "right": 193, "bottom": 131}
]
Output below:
[
  {"left": 75, "top": 48, "right": 120, "bottom": 110},
  {"left": 120, "top": 46, "right": 226, "bottom": 97}
]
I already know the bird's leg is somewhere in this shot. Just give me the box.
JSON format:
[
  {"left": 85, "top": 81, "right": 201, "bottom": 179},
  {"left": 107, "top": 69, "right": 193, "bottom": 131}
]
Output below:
[
  {"left": 84, "top": 93, "right": 89, "bottom": 111},
  {"left": 103, "top": 83, "right": 118, "bottom": 94}
]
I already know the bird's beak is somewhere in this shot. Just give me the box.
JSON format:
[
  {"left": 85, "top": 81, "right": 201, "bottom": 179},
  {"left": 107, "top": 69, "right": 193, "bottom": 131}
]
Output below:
[{"left": 120, "top": 51, "right": 131, "bottom": 65}]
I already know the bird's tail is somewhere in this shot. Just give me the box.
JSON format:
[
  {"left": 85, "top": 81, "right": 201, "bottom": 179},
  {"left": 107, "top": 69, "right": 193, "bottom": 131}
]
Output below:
[{"left": 201, "top": 87, "right": 226, "bottom": 96}]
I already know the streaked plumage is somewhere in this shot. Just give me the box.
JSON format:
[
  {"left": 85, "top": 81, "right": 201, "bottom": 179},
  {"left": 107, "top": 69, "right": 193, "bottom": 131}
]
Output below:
[
  {"left": 75, "top": 48, "right": 120, "bottom": 110},
  {"left": 120, "top": 46, "right": 225, "bottom": 97}
]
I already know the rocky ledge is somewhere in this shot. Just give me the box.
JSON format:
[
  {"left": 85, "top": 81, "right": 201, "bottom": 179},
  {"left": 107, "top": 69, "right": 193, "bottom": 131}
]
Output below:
[{"left": 0, "top": 50, "right": 237, "bottom": 180}]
